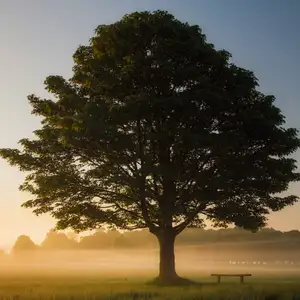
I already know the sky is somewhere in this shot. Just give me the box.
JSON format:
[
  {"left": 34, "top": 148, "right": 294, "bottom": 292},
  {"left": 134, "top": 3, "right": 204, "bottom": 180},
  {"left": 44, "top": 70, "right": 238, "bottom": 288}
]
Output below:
[{"left": 0, "top": 0, "right": 300, "bottom": 249}]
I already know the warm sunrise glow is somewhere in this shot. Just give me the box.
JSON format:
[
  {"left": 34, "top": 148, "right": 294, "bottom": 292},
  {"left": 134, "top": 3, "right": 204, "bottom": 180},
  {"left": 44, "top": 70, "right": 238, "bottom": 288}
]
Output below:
[
  {"left": 0, "top": 0, "right": 299, "bottom": 249},
  {"left": 0, "top": 2, "right": 299, "bottom": 299}
]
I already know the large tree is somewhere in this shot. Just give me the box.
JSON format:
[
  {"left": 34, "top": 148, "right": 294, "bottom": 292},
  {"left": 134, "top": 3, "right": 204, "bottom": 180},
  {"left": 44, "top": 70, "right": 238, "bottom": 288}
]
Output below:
[{"left": 1, "top": 11, "right": 299, "bottom": 284}]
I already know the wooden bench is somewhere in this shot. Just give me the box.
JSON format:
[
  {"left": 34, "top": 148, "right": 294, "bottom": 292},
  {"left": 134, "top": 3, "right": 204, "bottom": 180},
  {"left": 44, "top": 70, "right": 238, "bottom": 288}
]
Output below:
[{"left": 211, "top": 273, "right": 252, "bottom": 283}]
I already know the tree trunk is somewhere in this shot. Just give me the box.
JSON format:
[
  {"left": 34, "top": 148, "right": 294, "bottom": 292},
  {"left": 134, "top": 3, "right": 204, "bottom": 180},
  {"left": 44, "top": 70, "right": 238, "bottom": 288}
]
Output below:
[
  {"left": 149, "top": 229, "right": 194, "bottom": 285},
  {"left": 157, "top": 230, "right": 178, "bottom": 283}
]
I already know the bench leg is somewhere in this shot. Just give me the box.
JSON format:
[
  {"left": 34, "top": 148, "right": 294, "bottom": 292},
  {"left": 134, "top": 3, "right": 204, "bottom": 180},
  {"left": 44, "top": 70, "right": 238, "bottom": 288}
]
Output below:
[
  {"left": 240, "top": 276, "right": 244, "bottom": 284},
  {"left": 217, "top": 276, "right": 221, "bottom": 283}
]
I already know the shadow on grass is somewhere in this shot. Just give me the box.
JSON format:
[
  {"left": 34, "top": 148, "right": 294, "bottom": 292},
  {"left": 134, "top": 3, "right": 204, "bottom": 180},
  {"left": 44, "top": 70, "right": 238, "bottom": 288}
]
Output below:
[{"left": 146, "top": 276, "right": 223, "bottom": 287}]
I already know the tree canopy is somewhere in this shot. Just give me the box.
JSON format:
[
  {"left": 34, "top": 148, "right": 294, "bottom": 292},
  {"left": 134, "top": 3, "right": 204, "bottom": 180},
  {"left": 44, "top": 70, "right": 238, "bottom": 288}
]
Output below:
[
  {"left": 0, "top": 10, "right": 299, "bottom": 283},
  {"left": 12, "top": 235, "right": 37, "bottom": 253},
  {"left": 41, "top": 229, "right": 78, "bottom": 250}
]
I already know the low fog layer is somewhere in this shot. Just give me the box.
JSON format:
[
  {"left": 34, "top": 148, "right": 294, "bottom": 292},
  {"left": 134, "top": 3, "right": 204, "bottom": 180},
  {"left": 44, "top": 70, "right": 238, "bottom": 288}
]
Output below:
[
  {"left": 1, "top": 227, "right": 299, "bottom": 277},
  {"left": 0, "top": 247, "right": 299, "bottom": 279}
]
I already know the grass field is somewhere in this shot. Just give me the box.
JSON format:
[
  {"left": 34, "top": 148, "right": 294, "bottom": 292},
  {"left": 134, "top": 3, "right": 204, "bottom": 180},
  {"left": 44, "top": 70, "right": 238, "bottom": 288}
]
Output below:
[{"left": 0, "top": 269, "right": 299, "bottom": 300}]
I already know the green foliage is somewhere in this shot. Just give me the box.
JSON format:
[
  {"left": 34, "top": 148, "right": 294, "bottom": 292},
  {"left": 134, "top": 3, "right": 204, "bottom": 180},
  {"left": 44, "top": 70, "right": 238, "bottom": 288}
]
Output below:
[
  {"left": 0, "top": 273, "right": 299, "bottom": 300},
  {"left": 0, "top": 10, "right": 299, "bottom": 237}
]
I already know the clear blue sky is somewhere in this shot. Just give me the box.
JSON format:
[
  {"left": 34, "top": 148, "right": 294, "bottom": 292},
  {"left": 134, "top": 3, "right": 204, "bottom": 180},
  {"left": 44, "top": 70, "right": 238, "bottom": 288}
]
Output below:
[{"left": 0, "top": 0, "right": 299, "bottom": 248}]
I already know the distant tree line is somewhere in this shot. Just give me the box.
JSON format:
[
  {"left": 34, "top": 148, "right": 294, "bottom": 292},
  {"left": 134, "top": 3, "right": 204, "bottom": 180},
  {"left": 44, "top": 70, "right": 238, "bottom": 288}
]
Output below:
[{"left": 6, "top": 227, "right": 300, "bottom": 254}]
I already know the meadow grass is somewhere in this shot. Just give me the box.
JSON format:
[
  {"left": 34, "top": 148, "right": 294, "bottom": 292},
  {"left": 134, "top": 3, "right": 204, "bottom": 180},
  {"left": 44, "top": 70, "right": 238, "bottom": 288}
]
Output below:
[{"left": 0, "top": 269, "right": 299, "bottom": 300}]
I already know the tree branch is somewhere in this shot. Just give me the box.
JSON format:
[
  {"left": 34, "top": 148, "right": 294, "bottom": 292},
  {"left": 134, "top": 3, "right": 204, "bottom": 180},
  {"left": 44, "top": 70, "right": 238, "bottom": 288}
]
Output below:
[
  {"left": 137, "top": 119, "right": 158, "bottom": 233},
  {"left": 174, "top": 202, "right": 208, "bottom": 234}
]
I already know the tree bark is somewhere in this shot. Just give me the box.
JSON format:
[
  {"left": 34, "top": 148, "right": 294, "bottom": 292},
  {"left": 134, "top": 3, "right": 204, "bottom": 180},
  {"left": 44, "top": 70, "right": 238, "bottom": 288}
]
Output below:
[
  {"left": 149, "top": 229, "right": 194, "bottom": 285},
  {"left": 157, "top": 230, "right": 178, "bottom": 282}
]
